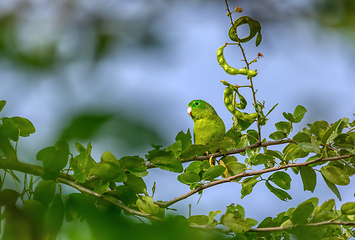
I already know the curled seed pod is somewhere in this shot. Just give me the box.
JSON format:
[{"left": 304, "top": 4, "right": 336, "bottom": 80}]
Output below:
[
  {"left": 228, "top": 16, "right": 262, "bottom": 47},
  {"left": 217, "top": 46, "right": 257, "bottom": 77},
  {"left": 221, "top": 80, "right": 247, "bottom": 110},
  {"left": 221, "top": 80, "right": 258, "bottom": 124}
]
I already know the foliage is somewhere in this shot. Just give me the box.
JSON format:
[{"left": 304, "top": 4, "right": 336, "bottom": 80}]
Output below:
[{"left": 1, "top": 1, "right": 355, "bottom": 240}]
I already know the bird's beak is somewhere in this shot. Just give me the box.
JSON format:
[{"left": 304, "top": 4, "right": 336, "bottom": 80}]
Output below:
[{"left": 187, "top": 106, "right": 192, "bottom": 116}]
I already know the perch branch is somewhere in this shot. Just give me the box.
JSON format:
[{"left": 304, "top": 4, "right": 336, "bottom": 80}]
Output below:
[{"left": 157, "top": 154, "right": 355, "bottom": 208}]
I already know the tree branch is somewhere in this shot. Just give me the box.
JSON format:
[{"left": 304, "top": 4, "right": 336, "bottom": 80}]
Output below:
[
  {"left": 146, "top": 139, "right": 293, "bottom": 169},
  {"left": 0, "top": 159, "right": 43, "bottom": 176},
  {"left": 0, "top": 159, "right": 162, "bottom": 221},
  {"left": 191, "top": 220, "right": 355, "bottom": 233},
  {"left": 249, "top": 220, "right": 355, "bottom": 232},
  {"left": 157, "top": 154, "right": 355, "bottom": 208},
  {"left": 58, "top": 177, "right": 163, "bottom": 221}
]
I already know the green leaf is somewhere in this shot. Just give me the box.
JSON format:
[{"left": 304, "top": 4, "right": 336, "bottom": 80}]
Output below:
[
  {"left": 283, "top": 112, "right": 295, "bottom": 122},
  {"left": 268, "top": 171, "right": 291, "bottom": 190},
  {"left": 293, "top": 105, "right": 307, "bottom": 123},
  {"left": 225, "top": 161, "right": 246, "bottom": 176},
  {"left": 291, "top": 202, "right": 314, "bottom": 224},
  {"left": 45, "top": 194, "right": 65, "bottom": 239},
  {"left": 322, "top": 174, "right": 341, "bottom": 201},
  {"left": 218, "top": 136, "right": 236, "bottom": 152},
  {"left": 265, "top": 181, "right": 292, "bottom": 201},
  {"left": 110, "top": 185, "right": 138, "bottom": 206},
  {"left": 71, "top": 142, "right": 96, "bottom": 183},
  {"left": 293, "top": 132, "right": 311, "bottom": 143},
  {"left": 226, "top": 128, "right": 242, "bottom": 146},
  {"left": 92, "top": 180, "right": 109, "bottom": 194},
  {"left": 166, "top": 140, "right": 182, "bottom": 157},
  {"left": 0, "top": 130, "right": 17, "bottom": 161},
  {"left": 264, "top": 150, "right": 283, "bottom": 161},
  {"left": 293, "top": 147, "right": 309, "bottom": 158},
  {"left": 319, "top": 199, "right": 335, "bottom": 211},
  {"left": 241, "top": 176, "right": 258, "bottom": 199},
  {"left": 311, "top": 136, "right": 321, "bottom": 154},
  {"left": 185, "top": 161, "right": 202, "bottom": 173},
  {"left": 283, "top": 143, "right": 299, "bottom": 162},
  {"left": 0, "top": 100, "right": 6, "bottom": 112},
  {"left": 33, "top": 180, "right": 56, "bottom": 205},
  {"left": 22, "top": 199, "right": 47, "bottom": 226},
  {"left": 175, "top": 129, "right": 192, "bottom": 152},
  {"left": 309, "top": 121, "right": 329, "bottom": 140},
  {"left": 36, "top": 146, "right": 55, "bottom": 161},
  {"left": 333, "top": 133, "right": 355, "bottom": 149},
  {"left": 220, "top": 213, "right": 250, "bottom": 234},
  {"left": 247, "top": 129, "right": 258, "bottom": 145},
  {"left": 275, "top": 121, "right": 292, "bottom": 134},
  {"left": 226, "top": 203, "right": 245, "bottom": 218},
  {"left": 300, "top": 166, "right": 316, "bottom": 192},
  {"left": 119, "top": 155, "right": 147, "bottom": 177},
  {"left": 118, "top": 155, "right": 144, "bottom": 169},
  {"left": 199, "top": 160, "right": 210, "bottom": 171},
  {"left": 177, "top": 171, "right": 201, "bottom": 185},
  {"left": 298, "top": 142, "right": 314, "bottom": 152},
  {"left": 136, "top": 196, "right": 160, "bottom": 215},
  {"left": 321, "top": 118, "right": 345, "bottom": 144},
  {"left": 179, "top": 145, "right": 210, "bottom": 159},
  {"left": 220, "top": 155, "right": 238, "bottom": 165},
  {"left": 245, "top": 218, "right": 258, "bottom": 227},
  {"left": 1, "top": 117, "right": 19, "bottom": 141},
  {"left": 320, "top": 165, "right": 350, "bottom": 186},
  {"left": 0, "top": 189, "right": 19, "bottom": 206},
  {"left": 206, "top": 137, "right": 235, "bottom": 154},
  {"left": 303, "top": 197, "right": 319, "bottom": 207},
  {"left": 124, "top": 173, "right": 147, "bottom": 194},
  {"left": 269, "top": 130, "right": 286, "bottom": 140},
  {"left": 10, "top": 116, "right": 35, "bottom": 137},
  {"left": 341, "top": 202, "right": 355, "bottom": 215},
  {"left": 258, "top": 216, "right": 273, "bottom": 228},
  {"left": 90, "top": 162, "right": 127, "bottom": 181},
  {"left": 36, "top": 141, "right": 70, "bottom": 180},
  {"left": 65, "top": 193, "right": 98, "bottom": 222},
  {"left": 188, "top": 215, "right": 209, "bottom": 225},
  {"left": 253, "top": 154, "right": 273, "bottom": 166},
  {"left": 101, "top": 150, "right": 119, "bottom": 163},
  {"left": 208, "top": 210, "right": 222, "bottom": 226},
  {"left": 236, "top": 116, "right": 256, "bottom": 131},
  {"left": 147, "top": 149, "right": 183, "bottom": 173},
  {"left": 202, "top": 165, "right": 226, "bottom": 181}
]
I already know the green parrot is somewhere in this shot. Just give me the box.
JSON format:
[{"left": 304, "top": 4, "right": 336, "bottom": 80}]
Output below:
[{"left": 187, "top": 100, "right": 226, "bottom": 145}]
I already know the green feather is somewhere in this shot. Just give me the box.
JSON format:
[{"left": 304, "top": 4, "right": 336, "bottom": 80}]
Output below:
[{"left": 187, "top": 100, "right": 225, "bottom": 145}]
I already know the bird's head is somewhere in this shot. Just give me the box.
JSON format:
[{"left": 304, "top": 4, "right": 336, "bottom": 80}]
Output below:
[{"left": 187, "top": 100, "right": 217, "bottom": 120}]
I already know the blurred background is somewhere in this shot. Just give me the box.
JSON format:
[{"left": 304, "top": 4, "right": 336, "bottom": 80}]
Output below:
[{"left": 1, "top": 0, "right": 355, "bottom": 230}]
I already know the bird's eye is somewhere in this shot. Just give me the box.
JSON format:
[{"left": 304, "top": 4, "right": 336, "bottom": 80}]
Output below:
[{"left": 195, "top": 102, "right": 199, "bottom": 106}]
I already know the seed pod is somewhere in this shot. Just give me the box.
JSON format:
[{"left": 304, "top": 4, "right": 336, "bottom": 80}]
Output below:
[
  {"left": 217, "top": 46, "right": 257, "bottom": 77},
  {"left": 221, "top": 80, "right": 258, "bottom": 125}
]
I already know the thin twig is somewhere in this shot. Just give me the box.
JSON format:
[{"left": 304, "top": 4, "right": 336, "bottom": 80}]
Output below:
[
  {"left": 224, "top": 0, "right": 262, "bottom": 141},
  {"left": 191, "top": 220, "right": 355, "bottom": 233},
  {"left": 58, "top": 177, "right": 163, "bottom": 221},
  {"left": 249, "top": 220, "right": 355, "bottom": 232},
  {"left": 145, "top": 139, "right": 293, "bottom": 170},
  {"left": 157, "top": 154, "right": 355, "bottom": 208}
]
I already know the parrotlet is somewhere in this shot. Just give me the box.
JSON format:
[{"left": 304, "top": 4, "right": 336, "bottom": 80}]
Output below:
[{"left": 187, "top": 100, "right": 225, "bottom": 145}]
